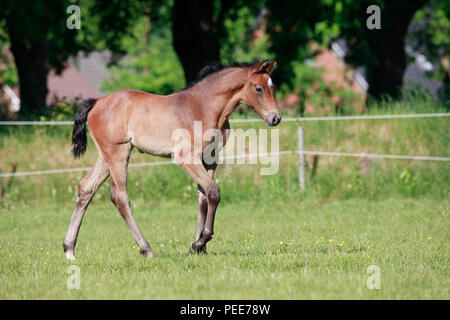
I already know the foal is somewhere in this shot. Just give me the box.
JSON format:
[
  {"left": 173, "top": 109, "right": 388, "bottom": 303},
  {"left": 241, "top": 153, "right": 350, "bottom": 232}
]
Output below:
[{"left": 63, "top": 60, "right": 280, "bottom": 259}]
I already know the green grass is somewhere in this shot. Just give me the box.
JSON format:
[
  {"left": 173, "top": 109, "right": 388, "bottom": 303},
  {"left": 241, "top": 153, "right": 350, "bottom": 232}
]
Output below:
[
  {"left": 0, "top": 197, "right": 448, "bottom": 299},
  {"left": 0, "top": 96, "right": 449, "bottom": 299}
]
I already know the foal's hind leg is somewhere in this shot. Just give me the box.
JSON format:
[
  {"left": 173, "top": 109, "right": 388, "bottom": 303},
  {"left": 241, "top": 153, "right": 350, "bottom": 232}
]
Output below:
[
  {"left": 106, "top": 144, "right": 153, "bottom": 258},
  {"left": 64, "top": 157, "right": 109, "bottom": 260}
]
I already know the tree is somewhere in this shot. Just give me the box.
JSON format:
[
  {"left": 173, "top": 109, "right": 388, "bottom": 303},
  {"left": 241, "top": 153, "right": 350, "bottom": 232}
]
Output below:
[
  {"left": 265, "top": 0, "right": 429, "bottom": 100},
  {"left": 335, "top": 0, "right": 428, "bottom": 99},
  {"left": 172, "top": 0, "right": 228, "bottom": 83},
  {"left": 406, "top": 0, "right": 450, "bottom": 102},
  {"left": 0, "top": 0, "right": 85, "bottom": 115},
  {"left": 90, "top": 0, "right": 220, "bottom": 84},
  {"left": 95, "top": 0, "right": 249, "bottom": 85},
  {"left": 265, "top": 0, "right": 329, "bottom": 87},
  {"left": 101, "top": 19, "right": 185, "bottom": 95}
]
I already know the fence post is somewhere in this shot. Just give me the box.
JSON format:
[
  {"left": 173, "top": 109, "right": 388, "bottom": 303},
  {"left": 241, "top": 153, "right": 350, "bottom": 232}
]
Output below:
[{"left": 297, "top": 125, "right": 306, "bottom": 192}]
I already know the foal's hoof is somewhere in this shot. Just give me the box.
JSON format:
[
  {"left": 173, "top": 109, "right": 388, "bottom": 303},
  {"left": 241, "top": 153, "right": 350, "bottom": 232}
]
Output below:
[
  {"left": 140, "top": 249, "right": 153, "bottom": 258},
  {"left": 63, "top": 243, "right": 76, "bottom": 260},
  {"left": 190, "top": 242, "right": 207, "bottom": 254},
  {"left": 65, "top": 251, "right": 76, "bottom": 260}
]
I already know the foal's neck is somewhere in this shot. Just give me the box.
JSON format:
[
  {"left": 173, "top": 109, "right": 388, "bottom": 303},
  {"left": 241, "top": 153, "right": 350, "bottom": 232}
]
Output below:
[{"left": 192, "top": 68, "right": 249, "bottom": 129}]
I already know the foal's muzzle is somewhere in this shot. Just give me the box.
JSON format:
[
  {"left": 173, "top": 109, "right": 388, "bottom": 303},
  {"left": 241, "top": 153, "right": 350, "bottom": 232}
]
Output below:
[{"left": 265, "top": 112, "right": 281, "bottom": 127}]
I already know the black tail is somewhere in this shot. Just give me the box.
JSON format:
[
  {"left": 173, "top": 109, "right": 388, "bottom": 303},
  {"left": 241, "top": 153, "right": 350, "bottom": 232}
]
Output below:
[{"left": 72, "top": 98, "right": 97, "bottom": 158}]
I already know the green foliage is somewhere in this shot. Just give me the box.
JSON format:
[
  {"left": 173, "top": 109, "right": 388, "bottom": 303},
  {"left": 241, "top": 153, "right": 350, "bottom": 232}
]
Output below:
[
  {"left": 0, "top": 63, "right": 17, "bottom": 87},
  {"left": 264, "top": 0, "right": 436, "bottom": 100},
  {"left": 45, "top": 98, "right": 80, "bottom": 121},
  {"left": 407, "top": 0, "right": 450, "bottom": 101},
  {"left": 101, "top": 19, "right": 185, "bottom": 95},
  {"left": 1, "top": 0, "right": 448, "bottom": 117},
  {"left": 84, "top": 0, "right": 151, "bottom": 55},
  {"left": 409, "top": 0, "right": 450, "bottom": 58},
  {"left": 265, "top": 0, "right": 331, "bottom": 87},
  {"left": 219, "top": 2, "right": 273, "bottom": 63},
  {"left": 0, "top": 28, "right": 18, "bottom": 87},
  {"left": 0, "top": 0, "right": 95, "bottom": 74},
  {"left": 275, "top": 59, "right": 364, "bottom": 116}
]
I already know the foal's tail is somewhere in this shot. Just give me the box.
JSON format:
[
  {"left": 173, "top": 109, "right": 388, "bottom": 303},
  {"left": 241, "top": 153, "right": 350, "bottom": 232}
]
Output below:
[{"left": 72, "top": 98, "right": 97, "bottom": 158}]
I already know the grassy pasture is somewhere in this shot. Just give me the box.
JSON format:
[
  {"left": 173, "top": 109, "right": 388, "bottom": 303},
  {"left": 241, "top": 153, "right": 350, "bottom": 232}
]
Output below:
[
  {"left": 0, "top": 198, "right": 448, "bottom": 299},
  {"left": 0, "top": 97, "right": 449, "bottom": 299}
]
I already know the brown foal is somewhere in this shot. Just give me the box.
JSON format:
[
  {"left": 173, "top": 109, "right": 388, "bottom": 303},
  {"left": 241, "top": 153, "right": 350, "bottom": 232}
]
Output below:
[{"left": 63, "top": 60, "right": 280, "bottom": 259}]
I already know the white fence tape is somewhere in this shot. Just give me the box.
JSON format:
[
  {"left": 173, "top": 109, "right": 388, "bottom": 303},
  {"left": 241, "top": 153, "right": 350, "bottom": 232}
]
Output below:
[
  {"left": 1, "top": 113, "right": 448, "bottom": 179},
  {"left": 0, "top": 150, "right": 448, "bottom": 178},
  {"left": 299, "top": 151, "right": 450, "bottom": 161},
  {"left": 230, "top": 113, "right": 450, "bottom": 123},
  {"left": 1, "top": 113, "right": 449, "bottom": 125}
]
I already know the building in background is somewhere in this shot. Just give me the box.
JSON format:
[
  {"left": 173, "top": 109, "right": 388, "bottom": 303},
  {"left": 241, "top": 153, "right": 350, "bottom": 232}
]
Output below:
[
  {"left": 46, "top": 63, "right": 101, "bottom": 105},
  {"left": 74, "top": 51, "right": 111, "bottom": 95}
]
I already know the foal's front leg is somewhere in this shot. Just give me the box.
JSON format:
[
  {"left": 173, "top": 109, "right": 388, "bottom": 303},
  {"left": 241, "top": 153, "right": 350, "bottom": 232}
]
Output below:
[
  {"left": 180, "top": 161, "right": 220, "bottom": 254},
  {"left": 193, "top": 164, "right": 217, "bottom": 254},
  {"left": 194, "top": 189, "right": 208, "bottom": 254}
]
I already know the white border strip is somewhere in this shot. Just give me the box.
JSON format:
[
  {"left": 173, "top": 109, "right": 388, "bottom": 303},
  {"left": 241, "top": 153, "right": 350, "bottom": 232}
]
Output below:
[
  {"left": 1, "top": 150, "right": 448, "bottom": 178},
  {"left": 1, "top": 113, "right": 449, "bottom": 125}
]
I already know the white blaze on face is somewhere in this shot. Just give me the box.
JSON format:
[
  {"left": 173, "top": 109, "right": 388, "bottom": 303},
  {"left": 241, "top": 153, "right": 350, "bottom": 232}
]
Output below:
[{"left": 268, "top": 77, "right": 273, "bottom": 90}]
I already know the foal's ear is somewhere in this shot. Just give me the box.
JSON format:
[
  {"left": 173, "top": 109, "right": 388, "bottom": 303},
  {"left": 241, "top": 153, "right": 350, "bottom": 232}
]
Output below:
[
  {"left": 250, "top": 60, "right": 269, "bottom": 74},
  {"left": 250, "top": 60, "right": 277, "bottom": 74},
  {"left": 263, "top": 60, "right": 277, "bottom": 74}
]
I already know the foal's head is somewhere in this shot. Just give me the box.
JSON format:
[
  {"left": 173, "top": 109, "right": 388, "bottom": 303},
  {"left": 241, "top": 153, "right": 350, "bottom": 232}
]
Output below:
[{"left": 242, "top": 60, "right": 281, "bottom": 127}]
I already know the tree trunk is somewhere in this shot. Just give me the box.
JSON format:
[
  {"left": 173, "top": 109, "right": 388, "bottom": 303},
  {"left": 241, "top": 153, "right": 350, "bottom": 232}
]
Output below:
[
  {"left": 8, "top": 36, "right": 48, "bottom": 115},
  {"left": 172, "top": 0, "right": 220, "bottom": 84},
  {"left": 5, "top": 0, "right": 51, "bottom": 116},
  {"left": 367, "top": 0, "right": 427, "bottom": 99}
]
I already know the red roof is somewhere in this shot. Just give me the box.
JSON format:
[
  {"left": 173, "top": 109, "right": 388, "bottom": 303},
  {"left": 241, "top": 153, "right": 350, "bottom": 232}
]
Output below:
[
  {"left": 46, "top": 63, "right": 101, "bottom": 104},
  {"left": 316, "top": 49, "right": 366, "bottom": 97}
]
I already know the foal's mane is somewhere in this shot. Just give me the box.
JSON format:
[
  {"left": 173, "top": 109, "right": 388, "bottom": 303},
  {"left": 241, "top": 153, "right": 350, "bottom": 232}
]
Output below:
[{"left": 180, "top": 60, "right": 265, "bottom": 91}]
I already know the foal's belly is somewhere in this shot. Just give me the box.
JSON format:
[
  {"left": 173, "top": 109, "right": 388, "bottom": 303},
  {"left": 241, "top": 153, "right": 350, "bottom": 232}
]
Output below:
[{"left": 130, "top": 134, "right": 173, "bottom": 158}]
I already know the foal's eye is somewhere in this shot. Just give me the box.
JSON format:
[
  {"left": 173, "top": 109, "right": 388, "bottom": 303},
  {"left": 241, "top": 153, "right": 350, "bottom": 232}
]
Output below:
[{"left": 255, "top": 85, "right": 263, "bottom": 93}]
